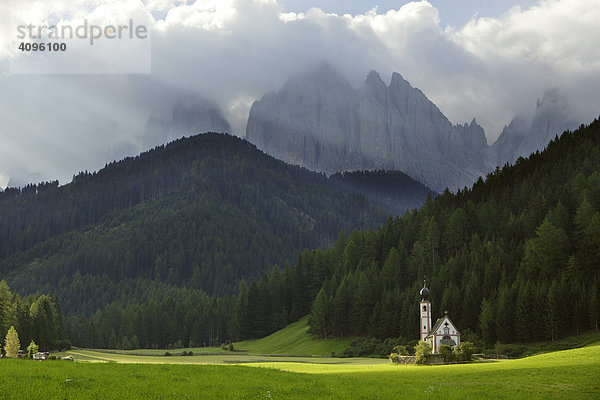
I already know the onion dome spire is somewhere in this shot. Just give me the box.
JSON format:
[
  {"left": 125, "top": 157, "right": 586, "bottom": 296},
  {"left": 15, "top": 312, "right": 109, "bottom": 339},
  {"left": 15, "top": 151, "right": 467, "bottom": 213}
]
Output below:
[{"left": 419, "top": 279, "right": 430, "bottom": 301}]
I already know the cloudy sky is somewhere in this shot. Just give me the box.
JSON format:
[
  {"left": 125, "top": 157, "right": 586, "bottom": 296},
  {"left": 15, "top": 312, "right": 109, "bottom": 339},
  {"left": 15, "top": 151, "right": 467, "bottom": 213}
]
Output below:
[{"left": 0, "top": 0, "right": 599, "bottom": 188}]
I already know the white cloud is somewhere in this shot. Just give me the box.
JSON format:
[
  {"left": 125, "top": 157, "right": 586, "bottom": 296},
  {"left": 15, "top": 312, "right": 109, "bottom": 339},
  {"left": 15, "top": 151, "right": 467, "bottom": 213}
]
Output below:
[{"left": 0, "top": 0, "right": 599, "bottom": 186}]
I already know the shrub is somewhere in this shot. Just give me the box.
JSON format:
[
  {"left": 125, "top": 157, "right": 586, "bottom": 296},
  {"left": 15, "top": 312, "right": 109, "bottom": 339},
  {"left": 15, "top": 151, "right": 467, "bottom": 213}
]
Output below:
[
  {"left": 414, "top": 341, "right": 432, "bottom": 364},
  {"left": 392, "top": 345, "right": 409, "bottom": 356},
  {"left": 438, "top": 344, "right": 454, "bottom": 362},
  {"left": 453, "top": 342, "right": 475, "bottom": 362},
  {"left": 494, "top": 343, "right": 528, "bottom": 358},
  {"left": 26, "top": 341, "right": 39, "bottom": 359},
  {"left": 55, "top": 339, "right": 72, "bottom": 351},
  {"left": 343, "top": 337, "right": 406, "bottom": 357}
]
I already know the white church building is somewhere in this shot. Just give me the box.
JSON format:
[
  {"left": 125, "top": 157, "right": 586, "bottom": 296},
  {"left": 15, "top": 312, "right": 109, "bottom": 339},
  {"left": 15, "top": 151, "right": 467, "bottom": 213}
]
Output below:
[{"left": 419, "top": 281, "right": 460, "bottom": 354}]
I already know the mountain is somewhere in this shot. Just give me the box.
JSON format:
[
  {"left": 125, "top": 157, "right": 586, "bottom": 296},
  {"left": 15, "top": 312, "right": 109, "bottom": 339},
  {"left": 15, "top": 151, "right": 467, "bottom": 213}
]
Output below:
[
  {"left": 143, "top": 98, "right": 231, "bottom": 150},
  {"left": 246, "top": 65, "right": 490, "bottom": 192},
  {"left": 0, "top": 133, "right": 434, "bottom": 319},
  {"left": 492, "top": 88, "right": 577, "bottom": 166},
  {"left": 246, "top": 65, "right": 575, "bottom": 193}
]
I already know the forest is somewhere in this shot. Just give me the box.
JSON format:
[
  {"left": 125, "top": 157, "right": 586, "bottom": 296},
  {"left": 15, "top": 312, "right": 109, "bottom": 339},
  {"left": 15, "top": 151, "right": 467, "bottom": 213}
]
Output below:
[
  {"left": 0, "top": 132, "right": 433, "bottom": 349},
  {"left": 235, "top": 119, "right": 600, "bottom": 346},
  {"left": 1, "top": 119, "right": 599, "bottom": 350},
  {"left": 0, "top": 281, "right": 68, "bottom": 352},
  {"left": 61, "top": 119, "right": 600, "bottom": 349}
]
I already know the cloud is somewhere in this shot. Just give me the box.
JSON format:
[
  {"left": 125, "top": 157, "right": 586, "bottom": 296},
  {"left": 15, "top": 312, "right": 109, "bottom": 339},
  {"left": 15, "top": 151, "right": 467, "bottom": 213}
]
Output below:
[{"left": 0, "top": 0, "right": 599, "bottom": 186}]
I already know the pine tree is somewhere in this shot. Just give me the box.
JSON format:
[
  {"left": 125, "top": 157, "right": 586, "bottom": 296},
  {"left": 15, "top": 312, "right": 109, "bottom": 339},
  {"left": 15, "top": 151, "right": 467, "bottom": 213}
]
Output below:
[
  {"left": 544, "top": 280, "right": 561, "bottom": 341},
  {"left": 308, "top": 288, "right": 330, "bottom": 338},
  {"left": 479, "top": 297, "right": 496, "bottom": 346},
  {"left": 590, "top": 283, "right": 599, "bottom": 333},
  {"left": 522, "top": 218, "right": 570, "bottom": 278},
  {"left": 514, "top": 282, "right": 533, "bottom": 343},
  {"left": 444, "top": 208, "right": 468, "bottom": 257}
]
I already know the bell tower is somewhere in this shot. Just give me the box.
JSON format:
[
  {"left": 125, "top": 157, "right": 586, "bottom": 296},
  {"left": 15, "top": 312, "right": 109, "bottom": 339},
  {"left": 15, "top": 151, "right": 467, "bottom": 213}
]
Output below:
[{"left": 419, "top": 280, "right": 431, "bottom": 341}]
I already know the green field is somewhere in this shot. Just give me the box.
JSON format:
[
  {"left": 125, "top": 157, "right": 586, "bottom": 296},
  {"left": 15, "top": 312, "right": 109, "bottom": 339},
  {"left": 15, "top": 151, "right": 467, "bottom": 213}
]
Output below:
[
  {"left": 1, "top": 342, "right": 599, "bottom": 399},
  {"left": 235, "top": 316, "right": 355, "bottom": 355},
  {"left": 64, "top": 348, "right": 388, "bottom": 366}
]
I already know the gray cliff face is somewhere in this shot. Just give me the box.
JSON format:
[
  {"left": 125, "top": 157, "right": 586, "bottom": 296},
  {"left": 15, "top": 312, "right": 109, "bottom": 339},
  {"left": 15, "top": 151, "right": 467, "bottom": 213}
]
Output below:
[
  {"left": 144, "top": 98, "right": 231, "bottom": 150},
  {"left": 492, "top": 89, "right": 576, "bottom": 166},
  {"left": 248, "top": 64, "right": 362, "bottom": 172},
  {"left": 247, "top": 65, "right": 490, "bottom": 192}
]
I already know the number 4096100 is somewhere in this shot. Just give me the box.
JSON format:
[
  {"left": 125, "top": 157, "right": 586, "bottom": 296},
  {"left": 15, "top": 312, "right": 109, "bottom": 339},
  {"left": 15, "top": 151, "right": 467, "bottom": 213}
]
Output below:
[{"left": 19, "top": 42, "right": 66, "bottom": 52}]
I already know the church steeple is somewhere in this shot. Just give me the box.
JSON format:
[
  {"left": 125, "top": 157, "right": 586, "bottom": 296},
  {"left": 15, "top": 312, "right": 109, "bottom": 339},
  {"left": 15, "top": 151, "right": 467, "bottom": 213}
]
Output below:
[
  {"left": 419, "top": 280, "right": 432, "bottom": 341},
  {"left": 420, "top": 279, "right": 430, "bottom": 301}
]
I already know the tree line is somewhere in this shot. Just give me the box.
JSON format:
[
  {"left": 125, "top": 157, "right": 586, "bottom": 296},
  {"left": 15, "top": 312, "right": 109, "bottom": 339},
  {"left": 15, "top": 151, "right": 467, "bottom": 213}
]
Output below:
[{"left": 0, "top": 281, "right": 68, "bottom": 352}]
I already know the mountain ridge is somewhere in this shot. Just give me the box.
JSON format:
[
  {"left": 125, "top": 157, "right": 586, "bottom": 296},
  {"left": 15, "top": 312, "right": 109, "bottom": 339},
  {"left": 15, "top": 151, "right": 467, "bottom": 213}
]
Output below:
[
  {"left": 246, "top": 65, "right": 574, "bottom": 192},
  {"left": 0, "top": 132, "right": 433, "bottom": 316}
]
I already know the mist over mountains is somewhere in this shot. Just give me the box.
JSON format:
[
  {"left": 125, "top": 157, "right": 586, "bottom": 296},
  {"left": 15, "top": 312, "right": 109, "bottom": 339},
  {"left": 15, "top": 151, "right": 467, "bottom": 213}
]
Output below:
[
  {"left": 0, "top": 64, "right": 577, "bottom": 194},
  {"left": 246, "top": 65, "right": 577, "bottom": 192}
]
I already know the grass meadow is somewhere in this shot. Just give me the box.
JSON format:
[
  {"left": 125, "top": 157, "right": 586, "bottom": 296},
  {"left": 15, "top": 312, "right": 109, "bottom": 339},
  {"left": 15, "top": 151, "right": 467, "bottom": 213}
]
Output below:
[
  {"left": 1, "top": 342, "right": 598, "bottom": 399},
  {"left": 234, "top": 316, "right": 355, "bottom": 355}
]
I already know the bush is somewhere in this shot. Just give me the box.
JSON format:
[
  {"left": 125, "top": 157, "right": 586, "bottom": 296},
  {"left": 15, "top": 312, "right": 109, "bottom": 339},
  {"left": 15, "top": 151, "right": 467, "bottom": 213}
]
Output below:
[
  {"left": 494, "top": 343, "right": 528, "bottom": 358},
  {"left": 164, "top": 352, "right": 172, "bottom": 356},
  {"left": 453, "top": 342, "right": 475, "bottom": 362},
  {"left": 55, "top": 339, "right": 71, "bottom": 351},
  {"left": 26, "top": 341, "right": 39, "bottom": 359},
  {"left": 438, "top": 344, "right": 454, "bottom": 362},
  {"left": 343, "top": 337, "right": 407, "bottom": 357},
  {"left": 392, "top": 345, "right": 409, "bottom": 356},
  {"left": 388, "top": 353, "right": 402, "bottom": 363},
  {"left": 414, "top": 341, "right": 432, "bottom": 364}
]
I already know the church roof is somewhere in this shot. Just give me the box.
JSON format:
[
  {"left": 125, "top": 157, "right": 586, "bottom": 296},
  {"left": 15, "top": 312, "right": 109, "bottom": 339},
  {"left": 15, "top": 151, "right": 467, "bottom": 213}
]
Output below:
[{"left": 425, "top": 313, "right": 460, "bottom": 339}]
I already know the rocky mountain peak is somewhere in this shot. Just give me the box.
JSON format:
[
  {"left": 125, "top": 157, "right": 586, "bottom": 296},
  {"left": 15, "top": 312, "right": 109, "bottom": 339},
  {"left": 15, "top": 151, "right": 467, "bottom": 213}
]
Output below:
[{"left": 247, "top": 67, "right": 492, "bottom": 191}]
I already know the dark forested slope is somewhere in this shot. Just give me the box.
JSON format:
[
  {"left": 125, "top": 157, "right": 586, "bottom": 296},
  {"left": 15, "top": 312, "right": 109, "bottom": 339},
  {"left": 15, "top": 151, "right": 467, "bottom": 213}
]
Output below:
[
  {"left": 230, "top": 119, "right": 600, "bottom": 344},
  {"left": 0, "top": 133, "right": 401, "bottom": 314}
]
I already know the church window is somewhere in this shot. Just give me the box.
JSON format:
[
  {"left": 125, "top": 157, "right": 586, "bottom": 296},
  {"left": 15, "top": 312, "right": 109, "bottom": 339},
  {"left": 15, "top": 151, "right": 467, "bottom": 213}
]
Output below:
[{"left": 423, "top": 305, "right": 427, "bottom": 311}]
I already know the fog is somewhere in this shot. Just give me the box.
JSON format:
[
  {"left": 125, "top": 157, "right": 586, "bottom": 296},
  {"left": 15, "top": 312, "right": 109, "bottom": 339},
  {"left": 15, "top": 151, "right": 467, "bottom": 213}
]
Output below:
[{"left": 0, "top": 0, "right": 599, "bottom": 188}]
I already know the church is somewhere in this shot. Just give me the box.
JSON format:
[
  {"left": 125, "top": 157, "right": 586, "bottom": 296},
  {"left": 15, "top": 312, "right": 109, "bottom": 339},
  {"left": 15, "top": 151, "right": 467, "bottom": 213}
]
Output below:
[{"left": 419, "top": 281, "right": 460, "bottom": 354}]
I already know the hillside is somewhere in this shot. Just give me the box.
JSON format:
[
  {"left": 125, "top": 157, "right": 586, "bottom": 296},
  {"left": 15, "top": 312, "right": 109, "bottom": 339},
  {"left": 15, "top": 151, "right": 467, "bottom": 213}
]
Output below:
[
  {"left": 0, "top": 132, "right": 436, "bottom": 349},
  {"left": 229, "top": 118, "right": 600, "bottom": 344},
  {"left": 60, "top": 119, "right": 600, "bottom": 350},
  {"left": 329, "top": 170, "right": 437, "bottom": 216},
  {"left": 234, "top": 316, "right": 354, "bottom": 356}
]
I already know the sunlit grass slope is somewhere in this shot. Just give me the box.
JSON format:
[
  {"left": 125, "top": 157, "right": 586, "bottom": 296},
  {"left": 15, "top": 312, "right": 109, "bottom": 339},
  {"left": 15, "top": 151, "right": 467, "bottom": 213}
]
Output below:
[
  {"left": 65, "top": 349, "right": 387, "bottom": 365},
  {"left": 1, "top": 343, "right": 598, "bottom": 399},
  {"left": 234, "top": 316, "right": 355, "bottom": 355}
]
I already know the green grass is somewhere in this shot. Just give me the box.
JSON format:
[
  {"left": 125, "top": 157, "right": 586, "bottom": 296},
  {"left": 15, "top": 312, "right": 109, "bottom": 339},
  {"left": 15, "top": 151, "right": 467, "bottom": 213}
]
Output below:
[
  {"left": 73, "top": 346, "right": 231, "bottom": 357},
  {"left": 63, "top": 348, "right": 388, "bottom": 365},
  {"left": 493, "top": 330, "right": 600, "bottom": 357},
  {"left": 1, "top": 343, "right": 599, "bottom": 399},
  {"left": 234, "top": 316, "right": 355, "bottom": 355}
]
